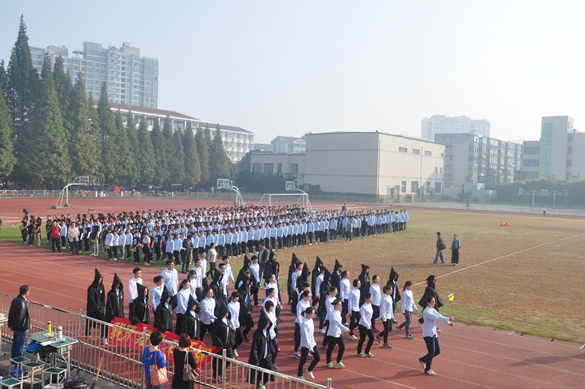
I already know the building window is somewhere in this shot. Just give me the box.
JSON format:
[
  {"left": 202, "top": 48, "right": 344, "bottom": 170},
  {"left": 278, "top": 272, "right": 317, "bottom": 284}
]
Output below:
[
  {"left": 524, "top": 147, "right": 540, "bottom": 155},
  {"left": 290, "top": 164, "right": 299, "bottom": 175},
  {"left": 399, "top": 147, "right": 407, "bottom": 153},
  {"left": 523, "top": 159, "right": 540, "bottom": 167},
  {"left": 252, "top": 163, "right": 262, "bottom": 173},
  {"left": 567, "top": 159, "right": 572, "bottom": 167},
  {"left": 435, "top": 167, "right": 438, "bottom": 173},
  {"left": 277, "top": 163, "right": 283, "bottom": 174},
  {"left": 264, "top": 163, "right": 273, "bottom": 174},
  {"left": 425, "top": 151, "right": 432, "bottom": 156},
  {"left": 440, "top": 168, "right": 443, "bottom": 173},
  {"left": 411, "top": 181, "right": 419, "bottom": 193},
  {"left": 412, "top": 149, "right": 421, "bottom": 154},
  {"left": 567, "top": 146, "right": 572, "bottom": 154},
  {"left": 401, "top": 181, "right": 406, "bottom": 193},
  {"left": 568, "top": 134, "right": 573, "bottom": 142}
]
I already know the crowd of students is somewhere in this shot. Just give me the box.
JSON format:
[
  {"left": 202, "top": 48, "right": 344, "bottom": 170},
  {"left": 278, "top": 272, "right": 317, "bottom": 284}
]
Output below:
[{"left": 31, "top": 205, "right": 410, "bottom": 266}]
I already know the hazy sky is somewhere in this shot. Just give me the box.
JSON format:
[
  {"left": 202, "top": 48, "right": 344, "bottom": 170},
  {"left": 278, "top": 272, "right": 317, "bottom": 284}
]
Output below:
[{"left": 1, "top": 1, "right": 584, "bottom": 143}]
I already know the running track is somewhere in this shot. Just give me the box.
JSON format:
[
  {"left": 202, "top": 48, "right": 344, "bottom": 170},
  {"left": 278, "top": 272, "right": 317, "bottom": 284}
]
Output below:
[{"left": 0, "top": 242, "right": 583, "bottom": 389}]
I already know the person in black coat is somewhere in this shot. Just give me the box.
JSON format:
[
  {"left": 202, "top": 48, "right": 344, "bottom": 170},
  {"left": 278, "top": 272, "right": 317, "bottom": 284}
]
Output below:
[
  {"left": 263, "top": 251, "right": 278, "bottom": 284},
  {"left": 180, "top": 296, "right": 198, "bottom": 339},
  {"left": 86, "top": 268, "right": 106, "bottom": 340},
  {"left": 418, "top": 275, "right": 443, "bottom": 325},
  {"left": 211, "top": 305, "right": 234, "bottom": 381},
  {"left": 318, "top": 268, "right": 331, "bottom": 331},
  {"left": 311, "top": 256, "right": 323, "bottom": 304},
  {"left": 330, "top": 259, "right": 343, "bottom": 291},
  {"left": 387, "top": 267, "right": 401, "bottom": 323},
  {"left": 105, "top": 273, "right": 124, "bottom": 322},
  {"left": 247, "top": 311, "right": 275, "bottom": 388},
  {"left": 237, "top": 274, "right": 254, "bottom": 341},
  {"left": 296, "top": 262, "right": 311, "bottom": 296},
  {"left": 358, "top": 264, "right": 370, "bottom": 306},
  {"left": 130, "top": 283, "right": 149, "bottom": 325},
  {"left": 287, "top": 253, "right": 300, "bottom": 304},
  {"left": 236, "top": 255, "right": 252, "bottom": 289},
  {"left": 154, "top": 288, "right": 173, "bottom": 333},
  {"left": 210, "top": 270, "right": 225, "bottom": 312}
]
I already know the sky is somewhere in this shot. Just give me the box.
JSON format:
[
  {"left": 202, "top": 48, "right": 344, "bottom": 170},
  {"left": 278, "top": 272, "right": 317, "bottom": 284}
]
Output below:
[{"left": 1, "top": 1, "right": 584, "bottom": 144}]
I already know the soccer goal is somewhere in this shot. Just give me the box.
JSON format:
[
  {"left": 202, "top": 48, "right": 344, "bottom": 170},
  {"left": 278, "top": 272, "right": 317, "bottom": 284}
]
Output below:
[{"left": 257, "top": 193, "right": 308, "bottom": 208}]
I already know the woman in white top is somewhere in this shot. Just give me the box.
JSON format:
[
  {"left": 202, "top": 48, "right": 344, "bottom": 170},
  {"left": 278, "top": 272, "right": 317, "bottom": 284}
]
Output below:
[
  {"left": 357, "top": 292, "right": 374, "bottom": 358},
  {"left": 174, "top": 279, "right": 191, "bottom": 336},
  {"left": 293, "top": 291, "right": 312, "bottom": 359},
  {"left": 377, "top": 285, "right": 394, "bottom": 349},
  {"left": 150, "top": 276, "right": 164, "bottom": 315},
  {"left": 206, "top": 243, "right": 217, "bottom": 278},
  {"left": 398, "top": 281, "right": 418, "bottom": 339},
  {"left": 228, "top": 291, "right": 243, "bottom": 356},
  {"left": 199, "top": 288, "right": 217, "bottom": 341},
  {"left": 297, "top": 307, "right": 321, "bottom": 380},
  {"left": 265, "top": 273, "right": 281, "bottom": 319},
  {"left": 419, "top": 296, "right": 453, "bottom": 376},
  {"left": 369, "top": 275, "right": 381, "bottom": 332},
  {"left": 326, "top": 298, "right": 349, "bottom": 369},
  {"left": 264, "top": 300, "right": 279, "bottom": 370}
]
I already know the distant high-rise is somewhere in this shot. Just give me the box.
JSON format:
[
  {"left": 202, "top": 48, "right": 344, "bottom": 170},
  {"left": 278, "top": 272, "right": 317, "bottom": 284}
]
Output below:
[
  {"left": 30, "top": 42, "right": 158, "bottom": 108},
  {"left": 421, "top": 115, "right": 490, "bottom": 140}
]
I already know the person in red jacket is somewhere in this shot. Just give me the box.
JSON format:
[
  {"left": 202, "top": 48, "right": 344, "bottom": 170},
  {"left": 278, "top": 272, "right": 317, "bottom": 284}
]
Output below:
[{"left": 50, "top": 221, "right": 61, "bottom": 252}]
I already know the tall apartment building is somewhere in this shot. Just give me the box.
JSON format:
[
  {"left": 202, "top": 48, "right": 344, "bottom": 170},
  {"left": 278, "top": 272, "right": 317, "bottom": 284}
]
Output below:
[
  {"left": 197, "top": 123, "right": 255, "bottom": 164},
  {"left": 30, "top": 42, "right": 158, "bottom": 108},
  {"left": 435, "top": 134, "right": 522, "bottom": 190},
  {"left": 422, "top": 115, "right": 490, "bottom": 140},
  {"left": 520, "top": 116, "right": 585, "bottom": 181}
]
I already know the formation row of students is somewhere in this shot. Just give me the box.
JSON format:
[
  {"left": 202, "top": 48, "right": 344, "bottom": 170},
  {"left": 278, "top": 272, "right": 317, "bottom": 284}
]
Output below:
[{"left": 39, "top": 204, "right": 410, "bottom": 265}]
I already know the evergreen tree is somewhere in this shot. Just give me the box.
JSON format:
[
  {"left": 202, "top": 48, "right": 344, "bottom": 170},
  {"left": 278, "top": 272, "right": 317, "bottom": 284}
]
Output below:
[
  {"left": 204, "top": 124, "right": 212, "bottom": 153},
  {"left": 0, "top": 60, "right": 8, "bottom": 101},
  {"left": 115, "top": 110, "right": 133, "bottom": 186},
  {"left": 162, "top": 116, "right": 173, "bottom": 186},
  {"left": 136, "top": 116, "right": 155, "bottom": 185},
  {"left": 182, "top": 121, "right": 201, "bottom": 189},
  {"left": 209, "top": 124, "right": 231, "bottom": 184},
  {"left": 7, "top": 16, "right": 39, "bottom": 182},
  {"left": 53, "top": 56, "right": 73, "bottom": 140},
  {"left": 69, "top": 73, "right": 99, "bottom": 178},
  {"left": 30, "top": 54, "right": 71, "bottom": 185},
  {"left": 87, "top": 94, "right": 103, "bottom": 181},
  {"left": 97, "top": 83, "right": 119, "bottom": 184},
  {"left": 125, "top": 110, "right": 139, "bottom": 186},
  {"left": 0, "top": 85, "right": 15, "bottom": 180},
  {"left": 150, "top": 117, "right": 168, "bottom": 186},
  {"left": 169, "top": 129, "right": 185, "bottom": 185},
  {"left": 195, "top": 127, "right": 210, "bottom": 187}
]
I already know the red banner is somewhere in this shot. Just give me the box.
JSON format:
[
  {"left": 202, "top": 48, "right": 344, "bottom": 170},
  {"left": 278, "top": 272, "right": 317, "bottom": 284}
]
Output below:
[{"left": 109, "top": 318, "right": 221, "bottom": 368}]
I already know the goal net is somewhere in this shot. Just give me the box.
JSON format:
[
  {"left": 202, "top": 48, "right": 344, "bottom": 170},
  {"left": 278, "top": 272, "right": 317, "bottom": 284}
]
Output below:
[{"left": 257, "top": 193, "right": 309, "bottom": 208}]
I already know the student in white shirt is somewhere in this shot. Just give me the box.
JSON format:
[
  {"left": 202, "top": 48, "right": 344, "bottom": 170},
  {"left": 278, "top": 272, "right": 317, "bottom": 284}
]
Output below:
[
  {"left": 160, "top": 260, "right": 179, "bottom": 307},
  {"left": 151, "top": 276, "right": 164, "bottom": 314},
  {"left": 207, "top": 243, "right": 217, "bottom": 277},
  {"left": 398, "top": 281, "right": 418, "bottom": 339},
  {"left": 377, "top": 285, "right": 394, "bottom": 349},
  {"left": 297, "top": 307, "right": 321, "bottom": 380},
  {"left": 174, "top": 279, "right": 191, "bottom": 335},
  {"left": 339, "top": 271, "right": 351, "bottom": 325},
  {"left": 419, "top": 296, "right": 454, "bottom": 376},
  {"left": 369, "top": 275, "right": 381, "bottom": 332},
  {"left": 221, "top": 256, "right": 234, "bottom": 296},
  {"left": 348, "top": 279, "right": 361, "bottom": 340},
  {"left": 264, "top": 300, "right": 279, "bottom": 369},
  {"left": 293, "top": 290, "right": 312, "bottom": 359},
  {"left": 357, "top": 292, "right": 374, "bottom": 358},
  {"left": 249, "top": 256, "right": 261, "bottom": 305},
  {"left": 200, "top": 288, "right": 217, "bottom": 341},
  {"left": 228, "top": 292, "right": 243, "bottom": 357},
  {"left": 326, "top": 298, "right": 349, "bottom": 369},
  {"left": 128, "top": 267, "right": 143, "bottom": 306}
]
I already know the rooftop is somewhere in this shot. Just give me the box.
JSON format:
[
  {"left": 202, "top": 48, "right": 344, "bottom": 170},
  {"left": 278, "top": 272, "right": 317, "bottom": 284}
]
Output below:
[
  {"left": 94, "top": 100, "right": 198, "bottom": 121},
  {"left": 199, "top": 122, "right": 252, "bottom": 134}
]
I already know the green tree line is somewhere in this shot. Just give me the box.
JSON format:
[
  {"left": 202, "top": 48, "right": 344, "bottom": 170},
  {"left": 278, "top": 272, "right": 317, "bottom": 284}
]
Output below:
[{"left": 0, "top": 16, "right": 231, "bottom": 190}]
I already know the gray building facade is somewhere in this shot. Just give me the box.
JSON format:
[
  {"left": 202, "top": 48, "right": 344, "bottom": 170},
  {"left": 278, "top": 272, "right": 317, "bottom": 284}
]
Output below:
[
  {"left": 422, "top": 115, "right": 490, "bottom": 141},
  {"left": 30, "top": 42, "right": 159, "bottom": 108}
]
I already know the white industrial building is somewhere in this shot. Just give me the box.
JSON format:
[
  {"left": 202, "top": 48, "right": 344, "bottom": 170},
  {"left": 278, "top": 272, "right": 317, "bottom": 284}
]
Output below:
[{"left": 250, "top": 132, "right": 445, "bottom": 196}]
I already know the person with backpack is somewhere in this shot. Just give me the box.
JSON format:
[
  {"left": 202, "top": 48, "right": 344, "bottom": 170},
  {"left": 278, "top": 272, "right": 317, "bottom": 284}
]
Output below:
[{"left": 433, "top": 232, "right": 446, "bottom": 264}]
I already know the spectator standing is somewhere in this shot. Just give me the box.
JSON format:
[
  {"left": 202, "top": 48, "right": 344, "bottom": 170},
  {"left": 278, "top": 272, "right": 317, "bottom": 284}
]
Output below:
[
  {"left": 8, "top": 285, "right": 31, "bottom": 378},
  {"left": 450, "top": 234, "right": 461, "bottom": 266},
  {"left": 433, "top": 232, "right": 445, "bottom": 264}
]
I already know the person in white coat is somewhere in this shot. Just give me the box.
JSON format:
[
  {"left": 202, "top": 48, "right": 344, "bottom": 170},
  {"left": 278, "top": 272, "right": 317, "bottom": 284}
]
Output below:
[
  {"left": 419, "top": 296, "right": 454, "bottom": 376},
  {"left": 357, "top": 293, "right": 374, "bottom": 358},
  {"left": 325, "top": 298, "right": 349, "bottom": 369},
  {"left": 377, "top": 285, "right": 394, "bottom": 348},
  {"left": 228, "top": 292, "right": 243, "bottom": 357},
  {"left": 397, "top": 281, "right": 418, "bottom": 339},
  {"left": 199, "top": 288, "right": 217, "bottom": 341},
  {"left": 297, "top": 307, "right": 320, "bottom": 380}
]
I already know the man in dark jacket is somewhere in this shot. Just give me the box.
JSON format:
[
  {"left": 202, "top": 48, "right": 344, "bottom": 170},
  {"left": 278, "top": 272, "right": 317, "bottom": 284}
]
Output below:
[
  {"left": 86, "top": 268, "right": 107, "bottom": 342},
  {"left": 433, "top": 232, "right": 445, "bottom": 264},
  {"left": 8, "top": 285, "right": 31, "bottom": 378}
]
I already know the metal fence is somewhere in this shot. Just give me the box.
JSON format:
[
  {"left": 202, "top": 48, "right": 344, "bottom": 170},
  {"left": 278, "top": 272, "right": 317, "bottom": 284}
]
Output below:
[{"left": 0, "top": 292, "right": 331, "bottom": 389}]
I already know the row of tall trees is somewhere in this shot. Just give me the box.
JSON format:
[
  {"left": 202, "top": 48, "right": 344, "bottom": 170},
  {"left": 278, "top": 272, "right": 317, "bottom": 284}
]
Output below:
[{"left": 0, "top": 16, "right": 231, "bottom": 189}]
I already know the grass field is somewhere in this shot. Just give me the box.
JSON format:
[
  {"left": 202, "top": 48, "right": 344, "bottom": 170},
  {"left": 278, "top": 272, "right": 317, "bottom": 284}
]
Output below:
[{"left": 1, "top": 209, "right": 584, "bottom": 343}]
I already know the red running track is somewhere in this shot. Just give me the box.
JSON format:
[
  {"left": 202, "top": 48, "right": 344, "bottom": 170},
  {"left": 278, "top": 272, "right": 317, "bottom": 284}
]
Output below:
[{"left": 0, "top": 242, "right": 583, "bottom": 389}]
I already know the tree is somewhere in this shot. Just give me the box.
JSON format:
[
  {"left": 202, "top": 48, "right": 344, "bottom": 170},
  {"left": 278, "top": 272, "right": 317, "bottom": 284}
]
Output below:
[
  {"left": 69, "top": 73, "right": 99, "bottom": 178},
  {"left": 195, "top": 127, "right": 210, "bottom": 187},
  {"left": 209, "top": 124, "right": 231, "bottom": 184},
  {"left": 484, "top": 167, "right": 496, "bottom": 184},
  {"left": 7, "top": 16, "right": 39, "bottom": 182},
  {"left": 182, "top": 121, "right": 201, "bottom": 189},
  {"left": 150, "top": 117, "right": 167, "bottom": 186},
  {"left": 136, "top": 116, "right": 155, "bottom": 185},
  {"left": 0, "top": 84, "right": 15, "bottom": 180},
  {"left": 97, "top": 83, "right": 119, "bottom": 184},
  {"left": 162, "top": 116, "right": 174, "bottom": 186},
  {"left": 0, "top": 60, "right": 8, "bottom": 101},
  {"left": 125, "top": 111, "right": 139, "bottom": 186},
  {"left": 204, "top": 124, "right": 212, "bottom": 156},
  {"left": 29, "top": 54, "right": 71, "bottom": 185},
  {"left": 53, "top": 56, "right": 73, "bottom": 140},
  {"left": 115, "top": 110, "right": 133, "bottom": 186},
  {"left": 169, "top": 129, "right": 185, "bottom": 185},
  {"left": 87, "top": 93, "right": 102, "bottom": 181}
]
